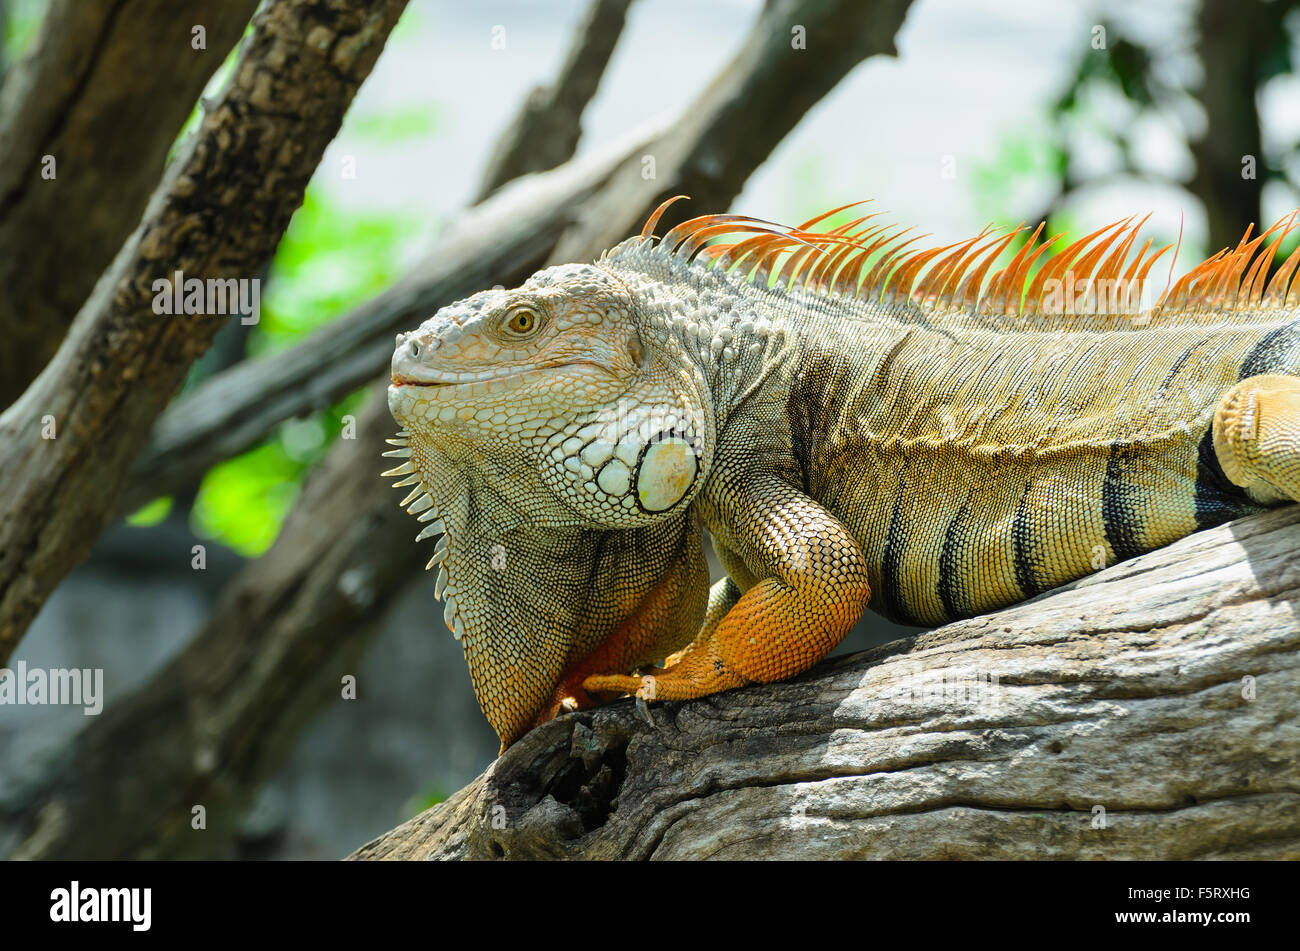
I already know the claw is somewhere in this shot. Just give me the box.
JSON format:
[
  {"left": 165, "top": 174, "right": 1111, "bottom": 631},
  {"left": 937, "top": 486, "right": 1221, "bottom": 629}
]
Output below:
[{"left": 634, "top": 694, "right": 654, "bottom": 725}]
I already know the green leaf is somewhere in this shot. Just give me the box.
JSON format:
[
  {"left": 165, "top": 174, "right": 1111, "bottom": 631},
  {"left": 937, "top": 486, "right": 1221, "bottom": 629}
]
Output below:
[
  {"left": 349, "top": 104, "right": 440, "bottom": 143},
  {"left": 250, "top": 188, "right": 422, "bottom": 355},
  {"left": 191, "top": 442, "right": 304, "bottom": 557},
  {"left": 405, "top": 786, "right": 448, "bottom": 818},
  {"left": 125, "top": 496, "right": 173, "bottom": 527},
  {"left": 189, "top": 388, "right": 369, "bottom": 555}
]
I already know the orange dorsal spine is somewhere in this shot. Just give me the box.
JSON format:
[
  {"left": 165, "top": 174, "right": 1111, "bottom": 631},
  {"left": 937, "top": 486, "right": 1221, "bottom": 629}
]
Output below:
[{"left": 632, "top": 197, "right": 1300, "bottom": 326}]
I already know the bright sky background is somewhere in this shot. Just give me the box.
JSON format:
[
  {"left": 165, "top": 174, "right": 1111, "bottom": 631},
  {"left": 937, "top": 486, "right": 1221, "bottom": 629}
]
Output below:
[{"left": 305, "top": 0, "right": 1300, "bottom": 275}]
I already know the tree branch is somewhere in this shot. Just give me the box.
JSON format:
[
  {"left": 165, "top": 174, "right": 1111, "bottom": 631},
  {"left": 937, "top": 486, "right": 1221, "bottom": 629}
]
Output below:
[
  {"left": 8, "top": 386, "right": 406, "bottom": 859},
  {"left": 473, "top": 0, "right": 635, "bottom": 202},
  {"left": 549, "top": 0, "right": 916, "bottom": 262},
  {"left": 0, "top": 0, "right": 260, "bottom": 407},
  {"left": 6, "top": 0, "right": 638, "bottom": 861},
  {"left": 349, "top": 505, "right": 1300, "bottom": 860},
  {"left": 6, "top": 0, "right": 917, "bottom": 859},
  {"left": 0, "top": 0, "right": 410, "bottom": 665}
]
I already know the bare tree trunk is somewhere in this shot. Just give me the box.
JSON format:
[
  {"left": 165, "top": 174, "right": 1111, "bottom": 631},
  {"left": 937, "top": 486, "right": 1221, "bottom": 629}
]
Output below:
[
  {"left": 0, "top": 0, "right": 408, "bottom": 665},
  {"left": 0, "top": 0, "right": 259, "bottom": 407},
  {"left": 350, "top": 506, "right": 1300, "bottom": 860}
]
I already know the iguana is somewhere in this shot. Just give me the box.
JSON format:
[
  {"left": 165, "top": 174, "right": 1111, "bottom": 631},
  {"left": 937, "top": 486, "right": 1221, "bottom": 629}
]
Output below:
[{"left": 385, "top": 197, "right": 1300, "bottom": 750}]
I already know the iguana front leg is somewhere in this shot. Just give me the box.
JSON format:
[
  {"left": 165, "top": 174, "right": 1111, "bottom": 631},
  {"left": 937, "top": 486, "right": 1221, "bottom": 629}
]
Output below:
[
  {"left": 586, "top": 470, "right": 871, "bottom": 702},
  {"left": 1215, "top": 374, "right": 1300, "bottom": 503}
]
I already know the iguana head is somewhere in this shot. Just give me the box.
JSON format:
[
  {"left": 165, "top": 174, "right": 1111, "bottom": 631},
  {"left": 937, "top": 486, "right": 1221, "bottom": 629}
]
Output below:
[{"left": 386, "top": 260, "right": 715, "bottom": 747}]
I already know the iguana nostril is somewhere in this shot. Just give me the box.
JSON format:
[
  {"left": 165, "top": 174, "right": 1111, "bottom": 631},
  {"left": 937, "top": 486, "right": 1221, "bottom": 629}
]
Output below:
[{"left": 408, "top": 341, "right": 421, "bottom": 359}]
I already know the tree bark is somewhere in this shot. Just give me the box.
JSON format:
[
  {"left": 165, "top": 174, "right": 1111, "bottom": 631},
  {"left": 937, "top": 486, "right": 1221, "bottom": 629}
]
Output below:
[
  {"left": 349, "top": 505, "right": 1300, "bottom": 860},
  {"left": 8, "top": 386, "right": 405, "bottom": 859},
  {"left": 0, "top": 0, "right": 409, "bottom": 665},
  {"left": 7, "top": 0, "right": 632, "bottom": 856},
  {"left": 0, "top": 0, "right": 260, "bottom": 407}
]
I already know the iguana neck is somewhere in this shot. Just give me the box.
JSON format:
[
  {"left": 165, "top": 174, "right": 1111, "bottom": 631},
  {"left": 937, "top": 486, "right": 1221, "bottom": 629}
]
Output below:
[{"left": 604, "top": 240, "right": 890, "bottom": 428}]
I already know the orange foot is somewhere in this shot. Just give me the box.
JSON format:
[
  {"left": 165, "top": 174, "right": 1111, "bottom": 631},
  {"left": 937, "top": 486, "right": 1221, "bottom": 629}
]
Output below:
[{"left": 584, "top": 641, "right": 744, "bottom": 702}]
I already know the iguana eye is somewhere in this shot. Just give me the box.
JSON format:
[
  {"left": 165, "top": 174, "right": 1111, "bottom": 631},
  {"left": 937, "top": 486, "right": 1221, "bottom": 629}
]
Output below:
[{"left": 503, "top": 307, "right": 538, "bottom": 336}]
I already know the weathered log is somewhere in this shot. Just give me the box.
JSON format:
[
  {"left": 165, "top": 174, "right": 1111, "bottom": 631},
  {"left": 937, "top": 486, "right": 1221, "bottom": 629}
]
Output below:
[{"left": 349, "top": 505, "right": 1300, "bottom": 860}]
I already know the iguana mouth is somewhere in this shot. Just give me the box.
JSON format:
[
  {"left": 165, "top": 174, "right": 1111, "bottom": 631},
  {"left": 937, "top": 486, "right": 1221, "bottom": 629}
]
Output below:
[
  {"left": 391, "top": 365, "right": 546, "bottom": 387},
  {"left": 390, "top": 361, "right": 612, "bottom": 391}
]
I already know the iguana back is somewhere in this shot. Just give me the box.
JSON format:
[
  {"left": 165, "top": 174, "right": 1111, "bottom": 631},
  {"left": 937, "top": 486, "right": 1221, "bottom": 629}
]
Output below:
[{"left": 692, "top": 259, "right": 1297, "bottom": 626}]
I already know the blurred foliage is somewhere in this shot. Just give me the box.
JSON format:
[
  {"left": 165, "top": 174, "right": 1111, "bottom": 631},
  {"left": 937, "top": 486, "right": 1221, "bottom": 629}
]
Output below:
[
  {"left": 0, "top": 0, "right": 43, "bottom": 62},
  {"left": 192, "top": 424, "right": 310, "bottom": 557},
  {"left": 788, "top": 155, "right": 847, "bottom": 227},
  {"left": 389, "top": 2, "right": 425, "bottom": 42},
  {"left": 972, "top": 132, "right": 1066, "bottom": 229},
  {"left": 969, "top": 16, "right": 1218, "bottom": 288},
  {"left": 1050, "top": 23, "right": 1193, "bottom": 184},
  {"left": 348, "top": 103, "right": 440, "bottom": 143},
  {"left": 404, "top": 786, "right": 448, "bottom": 819},
  {"left": 1059, "top": 35, "right": 1161, "bottom": 111},
  {"left": 126, "top": 496, "right": 173, "bottom": 527},
  {"left": 179, "top": 93, "right": 432, "bottom": 556},
  {"left": 248, "top": 188, "right": 423, "bottom": 354},
  {"left": 187, "top": 180, "right": 422, "bottom": 556},
  {"left": 982, "top": 8, "right": 1300, "bottom": 257}
]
